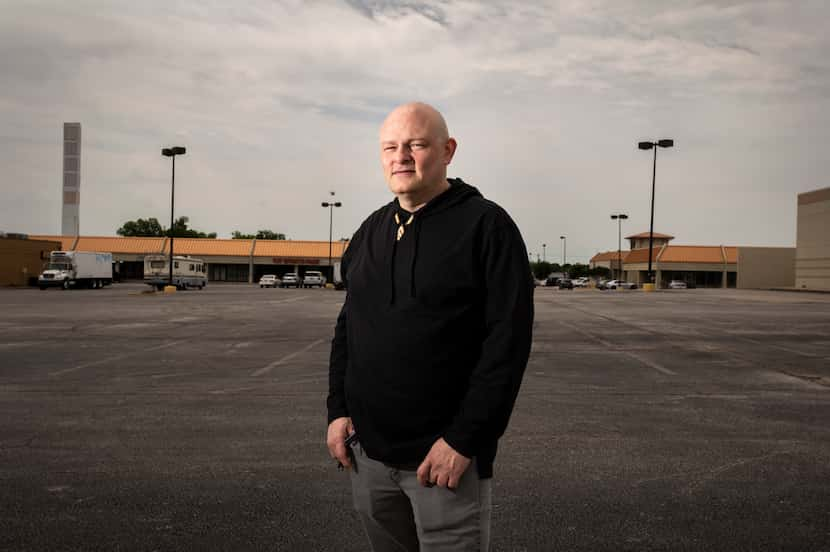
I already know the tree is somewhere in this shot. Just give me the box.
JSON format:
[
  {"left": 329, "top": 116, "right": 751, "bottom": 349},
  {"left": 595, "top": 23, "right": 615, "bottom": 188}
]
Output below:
[
  {"left": 116, "top": 216, "right": 216, "bottom": 238},
  {"left": 529, "top": 261, "right": 553, "bottom": 281},
  {"left": 232, "top": 229, "right": 287, "bottom": 240},
  {"left": 168, "top": 216, "right": 216, "bottom": 238},
  {"left": 117, "top": 217, "right": 164, "bottom": 237}
]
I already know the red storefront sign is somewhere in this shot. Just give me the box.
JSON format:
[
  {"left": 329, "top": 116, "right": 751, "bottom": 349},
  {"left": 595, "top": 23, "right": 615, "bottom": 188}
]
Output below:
[{"left": 271, "top": 257, "right": 320, "bottom": 265}]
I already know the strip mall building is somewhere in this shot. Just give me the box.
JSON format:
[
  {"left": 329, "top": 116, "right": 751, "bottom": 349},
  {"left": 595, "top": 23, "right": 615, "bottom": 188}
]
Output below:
[
  {"left": 590, "top": 232, "right": 796, "bottom": 289},
  {"left": 27, "top": 236, "right": 348, "bottom": 284}
]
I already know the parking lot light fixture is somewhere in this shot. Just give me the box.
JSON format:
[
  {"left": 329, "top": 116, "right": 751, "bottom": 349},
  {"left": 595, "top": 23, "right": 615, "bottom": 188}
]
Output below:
[
  {"left": 559, "top": 236, "right": 566, "bottom": 274},
  {"left": 161, "top": 146, "right": 186, "bottom": 287},
  {"left": 321, "top": 195, "right": 342, "bottom": 281},
  {"left": 542, "top": 243, "right": 546, "bottom": 262},
  {"left": 610, "top": 213, "right": 628, "bottom": 280},
  {"left": 638, "top": 138, "right": 674, "bottom": 283}
]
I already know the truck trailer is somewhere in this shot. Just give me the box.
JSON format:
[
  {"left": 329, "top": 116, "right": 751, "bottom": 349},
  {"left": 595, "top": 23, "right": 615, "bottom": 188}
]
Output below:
[{"left": 38, "top": 251, "right": 113, "bottom": 290}]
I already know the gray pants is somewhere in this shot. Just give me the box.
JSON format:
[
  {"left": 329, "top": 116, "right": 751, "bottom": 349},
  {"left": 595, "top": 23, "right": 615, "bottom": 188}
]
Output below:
[{"left": 350, "top": 445, "right": 492, "bottom": 552}]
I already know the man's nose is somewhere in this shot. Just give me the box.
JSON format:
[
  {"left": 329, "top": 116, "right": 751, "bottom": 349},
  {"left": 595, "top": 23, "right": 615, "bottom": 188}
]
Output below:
[{"left": 393, "top": 145, "right": 413, "bottom": 163}]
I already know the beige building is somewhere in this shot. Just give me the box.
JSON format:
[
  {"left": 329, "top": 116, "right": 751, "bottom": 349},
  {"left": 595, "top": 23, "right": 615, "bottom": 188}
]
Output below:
[
  {"left": 796, "top": 186, "right": 830, "bottom": 291},
  {"left": 0, "top": 235, "right": 62, "bottom": 286},
  {"left": 28, "top": 235, "right": 349, "bottom": 284},
  {"left": 591, "top": 231, "right": 795, "bottom": 289}
]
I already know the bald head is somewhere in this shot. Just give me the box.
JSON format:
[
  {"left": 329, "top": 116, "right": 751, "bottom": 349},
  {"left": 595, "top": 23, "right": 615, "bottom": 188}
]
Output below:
[
  {"left": 379, "top": 102, "right": 457, "bottom": 211},
  {"left": 380, "top": 102, "right": 450, "bottom": 142}
]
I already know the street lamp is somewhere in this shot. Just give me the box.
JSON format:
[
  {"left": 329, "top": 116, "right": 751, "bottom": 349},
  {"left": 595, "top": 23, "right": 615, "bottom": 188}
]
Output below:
[
  {"left": 610, "top": 213, "right": 628, "bottom": 280},
  {"left": 559, "top": 236, "right": 566, "bottom": 274},
  {"left": 161, "top": 146, "right": 186, "bottom": 287},
  {"left": 321, "top": 193, "right": 342, "bottom": 281},
  {"left": 542, "top": 243, "right": 546, "bottom": 263},
  {"left": 638, "top": 139, "right": 673, "bottom": 284}
]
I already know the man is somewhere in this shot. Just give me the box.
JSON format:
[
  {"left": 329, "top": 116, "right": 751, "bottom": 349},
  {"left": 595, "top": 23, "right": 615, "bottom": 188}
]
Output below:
[{"left": 327, "top": 102, "right": 534, "bottom": 551}]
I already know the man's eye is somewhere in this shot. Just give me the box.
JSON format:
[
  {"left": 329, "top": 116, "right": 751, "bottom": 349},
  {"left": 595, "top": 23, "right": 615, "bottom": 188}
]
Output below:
[
  {"left": 383, "top": 146, "right": 396, "bottom": 152},
  {"left": 410, "top": 143, "right": 425, "bottom": 149}
]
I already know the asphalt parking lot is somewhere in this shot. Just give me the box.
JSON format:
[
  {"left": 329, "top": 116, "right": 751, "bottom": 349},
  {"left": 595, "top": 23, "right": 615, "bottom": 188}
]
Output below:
[{"left": 1, "top": 284, "right": 829, "bottom": 551}]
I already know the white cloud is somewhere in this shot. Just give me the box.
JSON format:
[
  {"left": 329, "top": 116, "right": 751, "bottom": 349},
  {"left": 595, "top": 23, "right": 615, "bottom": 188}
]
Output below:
[{"left": 0, "top": 0, "right": 828, "bottom": 257}]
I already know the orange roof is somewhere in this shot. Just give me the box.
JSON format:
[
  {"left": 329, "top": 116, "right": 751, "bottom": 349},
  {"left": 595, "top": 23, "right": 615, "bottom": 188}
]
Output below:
[
  {"left": 29, "top": 235, "right": 76, "bottom": 250},
  {"left": 590, "top": 250, "right": 630, "bottom": 263},
  {"left": 25, "top": 235, "right": 350, "bottom": 259},
  {"left": 625, "top": 232, "right": 674, "bottom": 240},
  {"left": 624, "top": 247, "right": 663, "bottom": 264},
  {"left": 74, "top": 236, "right": 166, "bottom": 254},
  {"left": 724, "top": 247, "right": 738, "bottom": 264},
  {"left": 658, "top": 245, "right": 734, "bottom": 264},
  {"left": 254, "top": 240, "right": 348, "bottom": 258},
  {"left": 166, "top": 238, "right": 252, "bottom": 256}
]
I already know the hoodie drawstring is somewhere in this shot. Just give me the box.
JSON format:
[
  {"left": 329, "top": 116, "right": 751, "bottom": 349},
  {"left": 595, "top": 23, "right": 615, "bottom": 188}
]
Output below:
[{"left": 409, "top": 220, "right": 420, "bottom": 298}]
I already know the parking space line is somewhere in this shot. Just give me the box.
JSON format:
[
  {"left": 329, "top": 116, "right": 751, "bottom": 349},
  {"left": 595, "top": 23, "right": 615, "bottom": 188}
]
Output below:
[
  {"left": 210, "top": 385, "right": 261, "bottom": 395},
  {"left": 559, "top": 321, "right": 677, "bottom": 376},
  {"left": 49, "top": 340, "right": 184, "bottom": 377},
  {"left": 739, "top": 337, "right": 818, "bottom": 358},
  {"left": 251, "top": 339, "right": 325, "bottom": 377},
  {"left": 623, "top": 350, "right": 678, "bottom": 376},
  {"left": 268, "top": 296, "right": 309, "bottom": 305}
]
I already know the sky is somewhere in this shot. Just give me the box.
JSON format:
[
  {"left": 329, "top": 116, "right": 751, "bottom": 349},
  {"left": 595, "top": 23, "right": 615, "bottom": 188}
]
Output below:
[{"left": 1, "top": 0, "right": 828, "bottom": 263}]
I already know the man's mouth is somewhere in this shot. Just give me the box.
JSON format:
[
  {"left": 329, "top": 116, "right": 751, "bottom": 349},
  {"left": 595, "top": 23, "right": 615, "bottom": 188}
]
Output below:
[{"left": 393, "top": 170, "right": 415, "bottom": 175}]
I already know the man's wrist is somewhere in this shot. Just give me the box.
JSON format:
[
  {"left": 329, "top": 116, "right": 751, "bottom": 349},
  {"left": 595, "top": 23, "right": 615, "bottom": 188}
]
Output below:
[{"left": 442, "top": 430, "right": 475, "bottom": 458}]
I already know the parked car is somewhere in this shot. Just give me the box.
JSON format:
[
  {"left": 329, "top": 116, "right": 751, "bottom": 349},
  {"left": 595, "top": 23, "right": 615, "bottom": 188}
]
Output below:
[
  {"left": 572, "top": 277, "right": 589, "bottom": 288},
  {"left": 302, "top": 271, "right": 325, "bottom": 288},
  {"left": 545, "top": 276, "right": 560, "bottom": 287},
  {"left": 596, "top": 279, "right": 610, "bottom": 290},
  {"left": 668, "top": 280, "right": 687, "bottom": 289},
  {"left": 259, "top": 274, "right": 279, "bottom": 288},
  {"left": 280, "top": 273, "right": 302, "bottom": 288},
  {"left": 558, "top": 278, "right": 574, "bottom": 290},
  {"left": 606, "top": 280, "right": 637, "bottom": 290}
]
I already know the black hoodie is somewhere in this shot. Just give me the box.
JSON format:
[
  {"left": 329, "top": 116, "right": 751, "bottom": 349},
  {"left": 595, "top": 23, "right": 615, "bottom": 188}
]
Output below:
[{"left": 327, "top": 178, "right": 534, "bottom": 478}]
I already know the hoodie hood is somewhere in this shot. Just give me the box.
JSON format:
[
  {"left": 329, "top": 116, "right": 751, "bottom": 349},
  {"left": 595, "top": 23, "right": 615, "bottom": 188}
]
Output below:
[{"left": 388, "top": 178, "right": 482, "bottom": 304}]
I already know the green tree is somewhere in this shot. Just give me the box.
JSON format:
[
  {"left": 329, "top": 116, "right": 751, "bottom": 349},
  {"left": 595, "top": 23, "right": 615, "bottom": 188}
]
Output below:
[
  {"left": 232, "top": 229, "right": 287, "bottom": 240},
  {"left": 168, "top": 216, "right": 216, "bottom": 238},
  {"left": 117, "top": 217, "right": 164, "bottom": 237},
  {"left": 529, "top": 261, "right": 554, "bottom": 280},
  {"left": 117, "top": 216, "right": 216, "bottom": 238}
]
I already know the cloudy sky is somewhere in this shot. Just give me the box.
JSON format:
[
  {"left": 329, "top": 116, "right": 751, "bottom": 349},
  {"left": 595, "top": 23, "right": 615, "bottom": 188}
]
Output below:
[{"left": 2, "top": 1, "right": 828, "bottom": 262}]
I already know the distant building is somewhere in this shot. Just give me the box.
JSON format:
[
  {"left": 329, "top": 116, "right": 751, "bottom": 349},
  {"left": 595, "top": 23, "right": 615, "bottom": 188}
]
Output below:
[
  {"left": 590, "top": 232, "right": 795, "bottom": 289},
  {"left": 625, "top": 231, "right": 674, "bottom": 250},
  {"left": 0, "top": 235, "right": 61, "bottom": 286},
  {"left": 796, "top": 186, "right": 830, "bottom": 290},
  {"left": 61, "top": 123, "right": 82, "bottom": 236},
  {"left": 26, "top": 235, "right": 349, "bottom": 284}
]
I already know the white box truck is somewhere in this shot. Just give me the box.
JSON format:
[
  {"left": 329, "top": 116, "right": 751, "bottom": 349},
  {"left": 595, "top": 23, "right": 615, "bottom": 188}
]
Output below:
[{"left": 38, "top": 251, "right": 113, "bottom": 290}]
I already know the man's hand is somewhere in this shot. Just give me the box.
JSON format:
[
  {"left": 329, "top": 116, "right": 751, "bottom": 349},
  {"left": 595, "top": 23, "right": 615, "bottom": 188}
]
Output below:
[
  {"left": 416, "top": 438, "right": 471, "bottom": 489},
  {"left": 327, "top": 417, "right": 354, "bottom": 469}
]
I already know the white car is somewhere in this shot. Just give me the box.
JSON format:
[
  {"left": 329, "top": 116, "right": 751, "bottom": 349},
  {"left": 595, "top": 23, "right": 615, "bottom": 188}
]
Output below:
[
  {"left": 302, "top": 271, "right": 325, "bottom": 288},
  {"left": 668, "top": 280, "right": 688, "bottom": 289},
  {"left": 572, "top": 277, "right": 589, "bottom": 288},
  {"left": 606, "top": 280, "right": 637, "bottom": 290},
  {"left": 259, "top": 274, "right": 279, "bottom": 288},
  {"left": 280, "top": 273, "right": 302, "bottom": 288}
]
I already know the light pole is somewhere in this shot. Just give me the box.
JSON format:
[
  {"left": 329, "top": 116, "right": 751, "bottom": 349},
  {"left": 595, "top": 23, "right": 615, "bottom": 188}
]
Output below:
[
  {"left": 638, "top": 139, "right": 674, "bottom": 284},
  {"left": 162, "top": 146, "right": 186, "bottom": 287},
  {"left": 610, "top": 213, "right": 628, "bottom": 280},
  {"left": 321, "top": 193, "right": 342, "bottom": 282},
  {"left": 542, "top": 243, "right": 547, "bottom": 263},
  {"left": 559, "top": 236, "right": 566, "bottom": 274}
]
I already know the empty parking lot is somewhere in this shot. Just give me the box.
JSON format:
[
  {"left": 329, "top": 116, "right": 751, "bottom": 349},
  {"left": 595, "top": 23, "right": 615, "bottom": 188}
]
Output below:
[{"left": 1, "top": 284, "right": 829, "bottom": 551}]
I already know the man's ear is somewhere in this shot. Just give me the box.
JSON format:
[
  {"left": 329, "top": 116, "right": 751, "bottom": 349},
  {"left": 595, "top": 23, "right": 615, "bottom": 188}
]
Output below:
[{"left": 444, "top": 137, "right": 457, "bottom": 165}]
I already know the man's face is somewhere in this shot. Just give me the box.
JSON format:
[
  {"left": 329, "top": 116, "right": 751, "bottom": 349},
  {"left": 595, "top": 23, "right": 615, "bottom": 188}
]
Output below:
[{"left": 379, "top": 107, "right": 455, "bottom": 197}]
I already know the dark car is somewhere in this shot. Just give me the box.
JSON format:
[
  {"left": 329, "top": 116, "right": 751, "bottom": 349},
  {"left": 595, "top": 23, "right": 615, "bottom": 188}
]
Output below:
[
  {"left": 545, "top": 276, "right": 560, "bottom": 287},
  {"left": 558, "top": 278, "right": 573, "bottom": 290}
]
